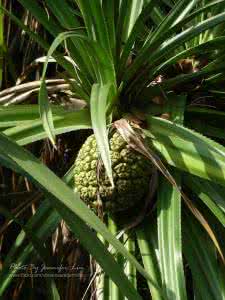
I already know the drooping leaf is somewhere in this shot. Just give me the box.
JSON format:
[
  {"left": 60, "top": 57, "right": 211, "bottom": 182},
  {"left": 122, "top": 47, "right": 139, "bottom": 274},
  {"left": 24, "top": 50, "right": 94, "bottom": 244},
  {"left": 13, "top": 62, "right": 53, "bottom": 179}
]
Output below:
[
  {"left": 136, "top": 219, "right": 163, "bottom": 300},
  {"left": 39, "top": 80, "right": 56, "bottom": 146},
  {"left": 144, "top": 116, "right": 225, "bottom": 186},
  {"left": 183, "top": 211, "right": 225, "bottom": 299},
  {"left": 157, "top": 95, "right": 187, "bottom": 300},
  {"left": 0, "top": 105, "right": 66, "bottom": 129},
  {"left": 3, "top": 109, "right": 91, "bottom": 146},
  {"left": 185, "top": 175, "right": 225, "bottom": 227},
  {"left": 90, "top": 83, "right": 114, "bottom": 187},
  {"left": 0, "top": 132, "right": 162, "bottom": 298},
  {"left": 158, "top": 173, "right": 187, "bottom": 300}
]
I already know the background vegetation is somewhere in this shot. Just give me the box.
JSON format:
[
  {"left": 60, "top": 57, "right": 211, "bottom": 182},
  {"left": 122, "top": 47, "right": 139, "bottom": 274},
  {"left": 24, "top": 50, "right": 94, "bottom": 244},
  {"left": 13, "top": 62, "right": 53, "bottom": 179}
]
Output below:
[{"left": 0, "top": 1, "right": 225, "bottom": 299}]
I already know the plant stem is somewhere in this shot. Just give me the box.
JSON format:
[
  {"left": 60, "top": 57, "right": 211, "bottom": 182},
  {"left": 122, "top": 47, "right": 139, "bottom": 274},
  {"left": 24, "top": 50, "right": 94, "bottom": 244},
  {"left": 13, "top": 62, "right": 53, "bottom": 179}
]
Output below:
[
  {"left": 96, "top": 233, "right": 109, "bottom": 300},
  {"left": 124, "top": 232, "right": 136, "bottom": 299},
  {"left": 108, "top": 215, "right": 123, "bottom": 300}
]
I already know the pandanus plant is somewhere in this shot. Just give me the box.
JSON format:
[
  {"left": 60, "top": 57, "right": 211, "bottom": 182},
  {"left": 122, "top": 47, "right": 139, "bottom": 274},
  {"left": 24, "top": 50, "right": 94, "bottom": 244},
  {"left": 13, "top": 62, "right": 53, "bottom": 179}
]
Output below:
[{"left": 1, "top": 1, "right": 225, "bottom": 299}]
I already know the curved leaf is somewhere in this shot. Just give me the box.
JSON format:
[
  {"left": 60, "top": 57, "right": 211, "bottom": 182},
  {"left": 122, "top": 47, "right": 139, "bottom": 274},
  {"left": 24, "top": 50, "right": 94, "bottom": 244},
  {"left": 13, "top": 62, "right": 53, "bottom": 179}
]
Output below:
[
  {"left": 136, "top": 220, "right": 163, "bottom": 300},
  {"left": 39, "top": 80, "right": 56, "bottom": 146},
  {"left": 144, "top": 116, "right": 225, "bottom": 187},
  {"left": 158, "top": 174, "right": 187, "bottom": 300},
  {"left": 3, "top": 109, "right": 91, "bottom": 145},
  {"left": 157, "top": 96, "right": 187, "bottom": 300},
  {"left": 0, "top": 166, "right": 75, "bottom": 295},
  {"left": 0, "top": 200, "right": 61, "bottom": 295},
  {"left": 185, "top": 175, "right": 225, "bottom": 227},
  {"left": 0, "top": 105, "right": 66, "bottom": 129},
  {"left": 0, "top": 132, "right": 162, "bottom": 298},
  {"left": 183, "top": 211, "right": 225, "bottom": 300},
  {"left": 123, "top": 7, "right": 225, "bottom": 88},
  {"left": 90, "top": 83, "right": 114, "bottom": 187}
]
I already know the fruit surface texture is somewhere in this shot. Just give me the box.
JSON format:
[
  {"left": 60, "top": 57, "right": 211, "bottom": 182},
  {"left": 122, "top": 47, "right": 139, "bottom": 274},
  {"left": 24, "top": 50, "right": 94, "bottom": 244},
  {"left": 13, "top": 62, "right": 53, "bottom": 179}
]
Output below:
[{"left": 74, "top": 131, "right": 153, "bottom": 212}]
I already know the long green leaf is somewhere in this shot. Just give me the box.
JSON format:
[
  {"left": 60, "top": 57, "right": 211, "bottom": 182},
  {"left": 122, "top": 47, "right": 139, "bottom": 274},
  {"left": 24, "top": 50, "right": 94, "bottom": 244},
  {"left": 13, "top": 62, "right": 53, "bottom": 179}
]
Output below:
[
  {"left": 0, "top": 132, "right": 162, "bottom": 298},
  {"left": 3, "top": 110, "right": 91, "bottom": 146},
  {"left": 39, "top": 80, "right": 56, "bottom": 146},
  {"left": 0, "top": 105, "right": 66, "bottom": 128},
  {"left": 157, "top": 95, "right": 187, "bottom": 300},
  {"left": 37, "top": 26, "right": 116, "bottom": 147},
  {"left": 108, "top": 217, "right": 122, "bottom": 300},
  {"left": 102, "top": 1, "right": 116, "bottom": 63},
  {"left": 45, "top": 0, "right": 80, "bottom": 29},
  {"left": 140, "top": 63, "right": 224, "bottom": 97},
  {"left": 136, "top": 219, "right": 163, "bottom": 300},
  {"left": 0, "top": 6, "right": 82, "bottom": 84},
  {"left": 90, "top": 83, "right": 114, "bottom": 187},
  {"left": 0, "top": 205, "right": 60, "bottom": 299},
  {"left": 185, "top": 175, "right": 225, "bottom": 226},
  {"left": 150, "top": 0, "right": 200, "bottom": 43},
  {"left": 116, "top": 0, "right": 144, "bottom": 58},
  {"left": 38, "top": 31, "right": 87, "bottom": 147},
  {"left": 45, "top": 278, "right": 60, "bottom": 300},
  {"left": 124, "top": 9, "right": 225, "bottom": 88},
  {"left": 18, "top": 0, "right": 94, "bottom": 92},
  {"left": 183, "top": 211, "right": 225, "bottom": 299},
  {"left": 152, "top": 36, "right": 225, "bottom": 75},
  {"left": 0, "top": 147, "right": 140, "bottom": 300},
  {"left": 158, "top": 173, "right": 187, "bottom": 300},
  {"left": 18, "top": 0, "right": 61, "bottom": 36},
  {"left": 120, "top": 0, "right": 144, "bottom": 43},
  {"left": 144, "top": 116, "right": 225, "bottom": 186},
  {"left": 0, "top": 165, "right": 76, "bottom": 295},
  {"left": 118, "top": 0, "right": 158, "bottom": 77},
  {"left": 0, "top": 200, "right": 61, "bottom": 295}
]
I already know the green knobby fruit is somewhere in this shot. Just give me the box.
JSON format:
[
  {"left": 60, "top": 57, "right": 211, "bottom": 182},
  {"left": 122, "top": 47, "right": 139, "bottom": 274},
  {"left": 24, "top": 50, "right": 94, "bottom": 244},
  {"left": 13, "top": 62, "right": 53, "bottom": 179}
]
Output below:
[{"left": 74, "top": 130, "right": 153, "bottom": 212}]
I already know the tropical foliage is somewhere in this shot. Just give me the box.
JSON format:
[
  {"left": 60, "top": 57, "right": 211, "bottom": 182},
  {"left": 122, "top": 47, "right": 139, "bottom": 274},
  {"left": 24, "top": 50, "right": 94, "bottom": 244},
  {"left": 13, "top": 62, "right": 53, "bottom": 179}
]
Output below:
[{"left": 0, "top": 1, "right": 225, "bottom": 299}]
